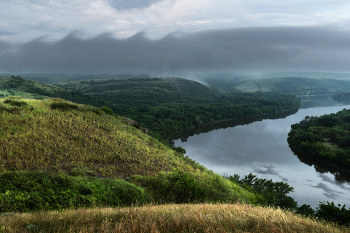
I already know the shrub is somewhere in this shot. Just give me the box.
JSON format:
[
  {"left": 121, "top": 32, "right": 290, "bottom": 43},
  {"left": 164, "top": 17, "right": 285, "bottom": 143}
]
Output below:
[
  {"left": 139, "top": 171, "right": 207, "bottom": 204},
  {"left": 296, "top": 204, "right": 315, "bottom": 217},
  {"left": 316, "top": 201, "right": 350, "bottom": 226},
  {"left": 50, "top": 102, "right": 78, "bottom": 111},
  {"left": 101, "top": 106, "right": 114, "bottom": 115},
  {"left": 0, "top": 171, "right": 147, "bottom": 212},
  {"left": 3, "top": 99, "right": 28, "bottom": 107}
]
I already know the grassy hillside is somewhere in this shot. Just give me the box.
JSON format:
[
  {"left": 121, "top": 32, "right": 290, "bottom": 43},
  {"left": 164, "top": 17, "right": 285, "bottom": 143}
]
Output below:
[
  {"left": 202, "top": 76, "right": 350, "bottom": 95},
  {"left": 0, "top": 76, "right": 105, "bottom": 107},
  {"left": 1, "top": 204, "right": 349, "bottom": 233},
  {"left": 0, "top": 97, "right": 257, "bottom": 211}
]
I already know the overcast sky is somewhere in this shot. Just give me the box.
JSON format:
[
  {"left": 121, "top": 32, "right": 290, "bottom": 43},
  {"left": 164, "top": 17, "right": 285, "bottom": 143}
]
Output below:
[{"left": 1, "top": 0, "right": 350, "bottom": 74}]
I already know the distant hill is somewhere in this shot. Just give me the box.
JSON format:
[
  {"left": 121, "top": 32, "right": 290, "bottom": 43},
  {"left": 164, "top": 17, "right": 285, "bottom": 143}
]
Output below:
[
  {"left": 0, "top": 73, "right": 151, "bottom": 84},
  {"left": 201, "top": 76, "right": 350, "bottom": 95},
  {"left": 54, "top": 77, "right": 220, "bottom": 105}
]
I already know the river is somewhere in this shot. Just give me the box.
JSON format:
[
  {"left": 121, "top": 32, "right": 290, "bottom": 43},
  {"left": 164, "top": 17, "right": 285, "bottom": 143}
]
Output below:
[{"left": 172, "top": 97, "right": 350, "bottom": 208}]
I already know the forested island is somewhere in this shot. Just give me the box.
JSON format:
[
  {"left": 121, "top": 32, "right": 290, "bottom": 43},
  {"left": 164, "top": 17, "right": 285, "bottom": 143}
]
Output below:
[{"left": 288, "top": 108, "right": 350, "bottom": 173}]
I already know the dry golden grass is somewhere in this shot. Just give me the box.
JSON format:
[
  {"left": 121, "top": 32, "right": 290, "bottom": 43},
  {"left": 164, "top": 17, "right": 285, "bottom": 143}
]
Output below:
[{"left": 0, "top": 203, "right": 348, "bottom": 233}]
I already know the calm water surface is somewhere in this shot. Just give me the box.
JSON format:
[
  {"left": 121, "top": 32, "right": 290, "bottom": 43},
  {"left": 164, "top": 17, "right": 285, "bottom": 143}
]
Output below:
[{"left": 173, "top": 104, "right": 350, "bottom": 208}]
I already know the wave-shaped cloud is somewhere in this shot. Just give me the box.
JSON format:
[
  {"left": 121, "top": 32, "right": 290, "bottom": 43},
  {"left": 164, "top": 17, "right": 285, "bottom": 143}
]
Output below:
[{"left": 1, "top": 26, "right": 350, "bottom": 74}]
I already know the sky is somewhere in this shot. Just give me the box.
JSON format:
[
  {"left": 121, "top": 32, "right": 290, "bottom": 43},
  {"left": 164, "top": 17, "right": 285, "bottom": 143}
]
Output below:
[{"left": 1, "top": 0, "right": 350, "bottom": 74}]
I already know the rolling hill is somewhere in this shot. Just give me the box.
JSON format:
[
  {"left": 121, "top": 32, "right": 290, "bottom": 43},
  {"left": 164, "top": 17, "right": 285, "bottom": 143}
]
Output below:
[
  {"left": 201, "top": 76, "right": 350, "bottom": 95},
  {"left": 0, "top": 97, "right": 256, "bottom": 211}
]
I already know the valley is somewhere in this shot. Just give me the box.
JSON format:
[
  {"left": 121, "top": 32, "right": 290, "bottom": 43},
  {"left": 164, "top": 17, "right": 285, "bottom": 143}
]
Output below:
[{"left": 1, "top": 73, "right": 350, "bottom": 231}]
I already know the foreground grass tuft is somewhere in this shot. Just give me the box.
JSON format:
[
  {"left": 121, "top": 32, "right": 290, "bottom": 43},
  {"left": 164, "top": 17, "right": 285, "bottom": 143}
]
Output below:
[{"left": 0, "top": 204, "right": 348, "bottom": 233}]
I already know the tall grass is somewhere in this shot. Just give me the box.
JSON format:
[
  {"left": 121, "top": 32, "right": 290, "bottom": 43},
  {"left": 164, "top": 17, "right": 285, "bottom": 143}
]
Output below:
[{"left": 0, "top": 203, "right": 348, "bottom": 233}]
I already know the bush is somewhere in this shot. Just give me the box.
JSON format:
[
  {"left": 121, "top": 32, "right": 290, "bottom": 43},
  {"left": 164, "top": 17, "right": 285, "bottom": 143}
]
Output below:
[
  {"left": 3, "top": 99, "right": 28, "bottom": 107},
  {"left": 316, "top": 201, "right": 350, "bottom": 226},
  {"left": 296, "top": 204, "right": 315, "bottom": 217},
  {"left": 50, "top": 102, "right": 78, "bottom": 111},
  {"left": 229, "top": 173, "right": 297, "bottom": 210},
  {"left": 101, "top": 106, "right": 114, "bottom": 115},
  {"left": 0, "top": 171, "right": 147, "bottom": 212},
  {"left": 139, "top": 171, "right": 207, "bottom": 204}
]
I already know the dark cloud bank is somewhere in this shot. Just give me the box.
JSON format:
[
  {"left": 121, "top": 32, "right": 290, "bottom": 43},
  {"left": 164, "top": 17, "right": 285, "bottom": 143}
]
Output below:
[{"left": 1, "top": 26, "right": 350, "bottom": 74}]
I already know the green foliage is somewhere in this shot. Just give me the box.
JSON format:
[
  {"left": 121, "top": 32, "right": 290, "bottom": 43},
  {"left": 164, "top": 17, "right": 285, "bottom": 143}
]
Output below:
[
  {"left": 316, "top": 201, "right": 350, "bottom": 226},
  {"left": 229, "top": 173, "right": 297, "bottom": 210},
  {"left": 138, "top": 171, "right": 207, "bottom": 204},
  {"left": 296, "top": 204, "right": 315, "bottom": 217},
  {"left": 0, "top": 171, "right": 147, "bottom": 212},
  {"left": 288, "top": 109, "right": 350, "bottom": 172},
  {"left": 3, "top": 99, "right": 28, "bottom": 107},
  {"left": 50, "top": 102, "right": 79, "bottom": 111},
  {"left": 100, "top": 106, "right": 113, "bottom": 115}
]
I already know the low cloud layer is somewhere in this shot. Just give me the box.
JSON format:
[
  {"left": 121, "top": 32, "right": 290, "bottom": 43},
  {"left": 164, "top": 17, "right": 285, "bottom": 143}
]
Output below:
[{"left": 1, "top": 26, "right": 350, "bottom": 74}]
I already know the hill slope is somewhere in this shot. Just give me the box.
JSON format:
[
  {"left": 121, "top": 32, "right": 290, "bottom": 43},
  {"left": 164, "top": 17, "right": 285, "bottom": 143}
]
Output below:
[
  {"left": 0, "top": 76, "right": 105, "bottom": 107},
  {"left": 0, "top": 97, "right": 256, "bottom": 211}
]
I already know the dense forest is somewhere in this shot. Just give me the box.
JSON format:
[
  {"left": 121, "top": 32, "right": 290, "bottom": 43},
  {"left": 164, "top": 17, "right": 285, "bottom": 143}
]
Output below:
[
  {"left": 288, "top": 108, "right": 350, "bottom": 173},
  {"left": 121, "top": 92, "right": 301, "bottom": 139}
]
